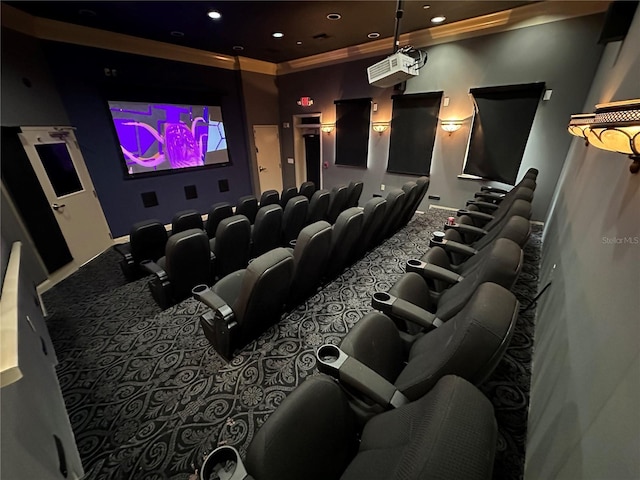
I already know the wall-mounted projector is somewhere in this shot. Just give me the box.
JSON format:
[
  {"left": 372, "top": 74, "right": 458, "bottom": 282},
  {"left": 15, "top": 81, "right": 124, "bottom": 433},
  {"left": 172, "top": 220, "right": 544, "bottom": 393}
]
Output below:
[{"left": 367, "top": 52, "right": 419, "bottom": 88}]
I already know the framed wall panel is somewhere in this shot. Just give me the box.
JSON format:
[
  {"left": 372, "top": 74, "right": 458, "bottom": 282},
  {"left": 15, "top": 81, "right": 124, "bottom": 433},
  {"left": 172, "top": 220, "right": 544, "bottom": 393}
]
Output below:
[{"left": 334, "top": 98, "right": 371, "bottom": 168}]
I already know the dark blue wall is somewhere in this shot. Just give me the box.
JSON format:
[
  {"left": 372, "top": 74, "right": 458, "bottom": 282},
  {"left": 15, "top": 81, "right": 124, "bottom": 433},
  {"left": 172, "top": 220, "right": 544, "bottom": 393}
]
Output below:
[{"left": 42, "top": 41, "right": 253, "bottom": 237}]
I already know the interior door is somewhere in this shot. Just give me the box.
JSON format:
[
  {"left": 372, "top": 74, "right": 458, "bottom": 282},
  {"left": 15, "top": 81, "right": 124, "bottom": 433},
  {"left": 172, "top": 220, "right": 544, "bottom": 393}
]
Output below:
[
  {"left": 18, "top": 127, "right": 113, "bottom": 269},
  {"left": 254, "top": 125, "right": 283, "bottom": 194},
  {"left": 303, "top": 133, "right": 321, "bottom": 188}
]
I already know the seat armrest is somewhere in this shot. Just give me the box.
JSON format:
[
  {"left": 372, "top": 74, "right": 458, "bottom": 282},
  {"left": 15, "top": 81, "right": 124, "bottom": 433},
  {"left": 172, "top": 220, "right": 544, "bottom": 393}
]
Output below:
[
  {"left": 457, "top": 209, "right": 494, "bottom": 226},
  {"left": 474, "top": 191, "right": 505, "bottom": 203},
  {"left": 444, "top": 223, "right": 488, "bottom": 238},
  {"left": 201, "top": 446, "right": 250, "bottom": 480},
  {"left": 466, "top": 200, "right": 499, "bottom": 213},
  {"left": 405, "top": 260, "right": 463, "bottom": 284},
  {"left": 430, "top": 237, "right": 479, "bottom": 258},
  {"left": 193, "top": 285, "right": 237, "bottom": 360},
  {"left": 140, "top": 260, "right": 168, "bottom": 281},
  {"left": 113, "top": 242, "right": 132, "bottom": 260},
  {"left": 480, "top": 186, "right": 508, "bottom": 194},
  {"left": 316, "top": 345, "right": 409, "bottom": 409},
  {"left": 371, "top": 292, "right": 442, "bottom": 331}
]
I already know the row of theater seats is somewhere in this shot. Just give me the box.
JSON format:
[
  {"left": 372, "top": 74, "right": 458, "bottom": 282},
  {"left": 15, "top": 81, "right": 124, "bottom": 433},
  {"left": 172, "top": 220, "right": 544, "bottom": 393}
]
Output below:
[
  {"left": 115, "top": 180, "right": 363, "bottom": 281},
  {"left": 190, "top": 176, "right": 430, "bottom": 359},
  {"left": 195, "top": 168, "right": 539, "bottom": 480}
]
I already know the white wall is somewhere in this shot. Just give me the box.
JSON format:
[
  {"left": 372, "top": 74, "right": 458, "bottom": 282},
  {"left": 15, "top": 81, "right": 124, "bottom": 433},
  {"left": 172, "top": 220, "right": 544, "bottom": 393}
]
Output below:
[{"left": 525, "top": 9, "right": 640, "bottom": 480}]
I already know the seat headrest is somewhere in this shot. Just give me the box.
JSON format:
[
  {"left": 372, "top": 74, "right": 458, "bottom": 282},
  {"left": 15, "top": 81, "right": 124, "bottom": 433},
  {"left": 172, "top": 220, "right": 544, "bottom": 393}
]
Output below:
[{"left": 216, "top": 214, "right": 250, "bottom": 238}]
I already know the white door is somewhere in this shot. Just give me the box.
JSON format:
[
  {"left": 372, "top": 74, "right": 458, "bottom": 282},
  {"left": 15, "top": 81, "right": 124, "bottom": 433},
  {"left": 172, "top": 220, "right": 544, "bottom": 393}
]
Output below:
[
  {"left": 254, "top": 125, "right": 283, "bottom": 194},
  {"left": 18, "top": 127, "right": 113, "bottom": 270}
]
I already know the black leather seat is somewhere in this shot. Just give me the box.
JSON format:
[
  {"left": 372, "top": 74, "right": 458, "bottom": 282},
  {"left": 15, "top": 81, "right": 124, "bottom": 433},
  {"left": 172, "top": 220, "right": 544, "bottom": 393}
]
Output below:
[
  {"left": 236, "top": 195, "right": 259, "bottom": 224},
  {"left": 143, "top": 228, "right": 212, "bottom": 309},
  {"left": 171, "top": 209, "right": 203, "bottom": 234},
  {"left": 194, "top": 248, "right": 294, "bottom": 359},
  {"left": 463, "top": 187, "right": 533, "bottom": 229},
  {"left": 307, "top": 189, "right": 330, "bottom": 224},
  {"left": 393, "top": 181, "right": 418, "bottom": 231},
  {"left": 251, "top": 205, "right": 283, "bottom": 258},
  {"left": 209, "top": 215, "right": 251, "bottom": 280},
  {"left": 298, "top": 181, "right": 316, "bottom": 200},
  {"left": 280, "top": 187, "right": 298, "bottom": 208},
  {"left": 281, "top": 195, "right": 309, "bottom": 246},
  {"left": 259, "top": 190, "right": 280, "bottom": 208},
  {"left": 470, "top": 179, "right": 535, "bottom": 212},
  {"left": 353, "top": 197, "right": 387, "bottom": 259},
  {"left": 326, "top": 184, "right": 349, "bottom": 223},
  {"left": 205, "top": 202, "right": 233, "bottom": 239},
  {"left": 378, "top": 189, "right": 406, "bottom": 241},
  {"left": 397, "top": 176, "right": 430, "bottom": 227},
  {"left": 204, "top": 374, "right": 497, "bottom": 480},
  {"left": 116, "top": 219, "right": 168, "bottom": 280},
  {"left": 373, "top": 237, "right": 522, "bottom": 332},
  {"left": 326, "top": 207, "right": 364, "bottom": 279},
  {"left": 345, "top": 180, "right": 364, "bottom": 208},
  {"left": 287, "top": 221, "right": 332, "bottom": 306},
  {"left": 337, "top": 282, "right": 517, "bottom": 403}
]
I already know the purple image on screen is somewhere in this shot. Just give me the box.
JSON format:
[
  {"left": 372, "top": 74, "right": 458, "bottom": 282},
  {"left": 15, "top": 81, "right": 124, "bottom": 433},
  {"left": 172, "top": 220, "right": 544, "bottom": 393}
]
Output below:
[{"left": 108, "top": 102, "right": 228, "bottom": 175}]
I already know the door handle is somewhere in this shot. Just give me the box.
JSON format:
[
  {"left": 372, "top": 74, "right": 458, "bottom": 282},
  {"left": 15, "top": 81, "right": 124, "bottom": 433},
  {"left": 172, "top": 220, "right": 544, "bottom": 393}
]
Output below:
[
  {"left": 52, "top": 203, "right": 66, "bottom": 211},
  {"left": 259, "top": 166, "right": 266, "bottom": 172}
]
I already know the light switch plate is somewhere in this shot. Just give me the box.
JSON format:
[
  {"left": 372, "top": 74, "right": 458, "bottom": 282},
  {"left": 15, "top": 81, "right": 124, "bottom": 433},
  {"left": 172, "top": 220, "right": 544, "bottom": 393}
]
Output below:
[
  {"left": 443, "top": 97, "right": 450, "bottom": 107},
  {"left": 287, "top": 157, "right": 294, "bottom": 164},
  {"left": 543, "top": 89, "right": 553, "bottom": 101}
]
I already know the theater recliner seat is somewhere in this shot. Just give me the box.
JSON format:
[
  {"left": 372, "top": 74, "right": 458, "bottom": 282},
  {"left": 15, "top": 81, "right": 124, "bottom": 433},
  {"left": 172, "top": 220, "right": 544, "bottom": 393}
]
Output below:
[
  {"left": 236, "top": 195, "right": 259, "bottom": 224},
  {"left": 143, "top": 228, "right": 212, "bottom": 309},
  {"left": 298, "top": 181, "right": 316, "bottom": 200},
  {"left": 307, "top": 189, "right": 330, "bottom": 225},
  {"left": 393, "top": 181, "right": 418, "bottom": 232},
  {"left": 287, "top": 221, "right": 332, "bottom": 306},
  {"left": 326, "top": 207, "right": 364, "bottom": 279},
  {"left": 326, "top": 184, "right": 349, "bottom": 223},
  {"left": 378, "top": 188, "right": 406, "bottom": 241},
  {"left": 115, "top": 219, "right": 168, "bottom": 280},
  {"left": 205, "top": 202, "right": 233, "bottom": 239},
  {"left": 280, "top": 186, "right": 298, "bottom": 208},
  {"left": 201, "top": 374, "right": 497, "bottom": 480},
  {"left": 353, "top": 197, "right": 387, "bottom": 259},
  {"left": 281, "top": 196, "right": 309, "bottom": 246},
  {"left": 345, "top": 180, "right": 364, "bottom": 208},
  {"left": 251, "top": 205, "right": 283, "bottom": 258},
  {"left": 339, "top": 282, "right": 518, "bottom": 402},
  {"left": 259, "top": 190, "right": 279, "bottom": 208},
  {"left": 194, "top": 248, "right": 293, "bottom": 359},
  {"left": 209, "top": 215, "right": 251, "bottom": 280},
  {"left": 171, "top": 209, "right": 203, "bottom": 234}
]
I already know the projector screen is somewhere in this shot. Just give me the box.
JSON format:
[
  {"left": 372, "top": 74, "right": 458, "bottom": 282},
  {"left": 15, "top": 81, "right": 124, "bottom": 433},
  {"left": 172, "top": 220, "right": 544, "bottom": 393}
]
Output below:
[{"left": 108, "top": 101, "right": 231, "bottom": 177}]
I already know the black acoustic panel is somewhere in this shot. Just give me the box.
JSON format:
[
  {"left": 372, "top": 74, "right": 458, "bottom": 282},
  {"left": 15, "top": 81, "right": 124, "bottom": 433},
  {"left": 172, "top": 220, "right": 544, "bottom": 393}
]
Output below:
[
  {"left": 334, "top": 98, "right": 371, "bottom": 168},
  {"left": 184, "top": 185, "right": 198, "bottom": 200},
  {"left": 218, "top": 179, "right": 229, "bottom": 192},
  {"left": 141, "top": 191, "right": 158, "bottom": 208},
  {"left": 598, "top": 1, "right": 638, "bottom": 44},
  {"left": 1, "top": 127, "right": 73, "bottom": 274},
  {"left": 387, "top": 92, "right": 442, "bottom": 176},
  {"left": 464, "top": 82, "right": 545, "bottom": 185}
]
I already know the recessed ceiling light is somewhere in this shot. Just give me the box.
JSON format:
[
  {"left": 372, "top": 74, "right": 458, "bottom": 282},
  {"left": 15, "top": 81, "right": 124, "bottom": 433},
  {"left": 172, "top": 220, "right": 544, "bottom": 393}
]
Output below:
[
  {"left": 207, "top": 10, "right": 222, "bottom": 20},
  {"left": 170, "top": 31, "right": 185, "bottom": 37},
  {"left": 296, "top": 41, "right": 303, "bottom": 45},
  {"left": 272, "top": 32, "right": 284, "bottom": 38},
  {"left": 422, "top": 4, "right": 431, "bottom": 9},
  {"left": 367, "top": 32, "right": 380, "bottom": 39},
  {"left": 431, "top": 15, "right": 446, "bottom": 24},
  {"left": 232, "top": 45, "right": 244, "bottom": 51},
  {"left": 78, "top": 9, "right": 97, "bottom": 16},
  {"left": 327, "top": 13, "right": 341, "bottom": 20}
]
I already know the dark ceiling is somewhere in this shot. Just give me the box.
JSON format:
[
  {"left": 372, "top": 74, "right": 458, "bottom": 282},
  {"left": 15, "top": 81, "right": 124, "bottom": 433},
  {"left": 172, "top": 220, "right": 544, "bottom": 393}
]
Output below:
[{"left": 7, "top": 1, "right": 536, "bottom": 63}]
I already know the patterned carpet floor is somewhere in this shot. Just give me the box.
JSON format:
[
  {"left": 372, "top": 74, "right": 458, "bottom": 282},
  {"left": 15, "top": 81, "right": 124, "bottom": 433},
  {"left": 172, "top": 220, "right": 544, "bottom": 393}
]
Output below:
[{"left": 42, "top": 208, "right": 542, "bottom": 480}]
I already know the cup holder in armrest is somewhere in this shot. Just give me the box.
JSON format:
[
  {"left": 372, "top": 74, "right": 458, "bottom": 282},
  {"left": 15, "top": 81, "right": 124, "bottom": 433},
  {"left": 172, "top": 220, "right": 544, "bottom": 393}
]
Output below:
[
  {"left": 371, "top": 292, "right": 396, "bottom": 313},
  {"left": 316, "top": 344, "right": 348, "bottom": 376},
  {"left": 432, "top": 231, "right": 445, "bottom": 242},
  {"left": 200, "top": 446, "right": 248, "bottom": 480},
  {"left": 192, "top": 284, "right": 209, "bottom": 296},
  {"left": 406, "top": 259, "right": 426, "bottom": 274},
  {"left": 457, "top": 209, "right": 468, "bottom": 216}
]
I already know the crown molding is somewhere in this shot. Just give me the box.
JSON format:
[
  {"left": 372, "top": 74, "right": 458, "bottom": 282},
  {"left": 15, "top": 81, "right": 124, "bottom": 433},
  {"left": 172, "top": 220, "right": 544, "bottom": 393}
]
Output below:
[
  {"left": 2, "top": 1, "right": 609, "bottom": 78},
  {"left": 276, "top": 1, "right": 610, "bottom": 75}
]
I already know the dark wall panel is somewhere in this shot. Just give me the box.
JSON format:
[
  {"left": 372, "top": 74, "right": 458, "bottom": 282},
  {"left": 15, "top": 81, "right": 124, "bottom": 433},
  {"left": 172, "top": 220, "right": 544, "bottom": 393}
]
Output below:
[
  {"left": 41, "top": 41, "right": 253, "bottom": 237},
  {"left": 335, "top": 98, "right": 371, "bottom": 168}
]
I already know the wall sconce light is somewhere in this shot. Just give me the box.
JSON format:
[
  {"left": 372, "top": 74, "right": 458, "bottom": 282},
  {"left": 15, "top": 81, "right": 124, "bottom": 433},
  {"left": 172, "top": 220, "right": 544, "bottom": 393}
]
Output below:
[
  {"left": 568, "top": 99, "right": 640, "bottom": 174},
  {"left": 567, "top": 113, "right": 595, "bottom": 146},
  {"left": 441, "top": 120, "right": 463, "bottom": 135},
  {"left": 321, "top": 123, "right": 335, "bottom": 134},
  {"left": 372, "top": 122, "right": 389, "bottom": 135}
]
